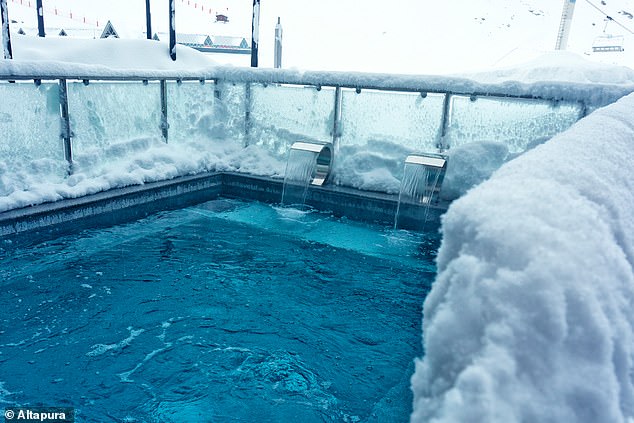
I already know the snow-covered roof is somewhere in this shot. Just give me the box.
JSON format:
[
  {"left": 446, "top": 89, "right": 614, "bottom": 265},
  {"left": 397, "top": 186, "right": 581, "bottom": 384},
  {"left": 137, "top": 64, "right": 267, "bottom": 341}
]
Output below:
[
  {"left": 210, "top": 35, "right": 248, "bottom": 48},
  {"left": 100, "top": 21, "right": 119, "bottom": 39},
  {"left": 152, "top": 33, "right": 248, "bottom": 49},
  {"left": 154, "top": 32, "right": 212, "bottom": 47},
  {"left": 11, "top": 27, "right": 100, "bottom": 39}
]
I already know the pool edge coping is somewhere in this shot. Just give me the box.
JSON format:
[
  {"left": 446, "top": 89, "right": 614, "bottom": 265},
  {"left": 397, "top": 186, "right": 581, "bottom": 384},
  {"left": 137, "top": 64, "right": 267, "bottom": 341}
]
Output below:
[{"left": 0, "top": 172, "right": 448, "bottom": 239}]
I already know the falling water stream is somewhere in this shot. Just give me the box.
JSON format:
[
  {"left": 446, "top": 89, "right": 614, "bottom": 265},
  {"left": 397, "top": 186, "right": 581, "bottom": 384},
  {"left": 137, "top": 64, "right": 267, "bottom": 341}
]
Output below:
[
  {"left": 394, "top": 161, "right": 444, "bottom": 229},
  {"left": 281, "top": 148, "right": 319, "bottom": 209}
]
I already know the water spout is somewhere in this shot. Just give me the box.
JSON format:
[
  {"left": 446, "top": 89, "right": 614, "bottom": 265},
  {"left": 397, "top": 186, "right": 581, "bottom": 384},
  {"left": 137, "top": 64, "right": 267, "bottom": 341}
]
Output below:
[
  {"left": 281, "top": 141, "right": 333, "bottom": 209},
  {"left": 394, "top": 153, "right": 447, "bottom": 229}
]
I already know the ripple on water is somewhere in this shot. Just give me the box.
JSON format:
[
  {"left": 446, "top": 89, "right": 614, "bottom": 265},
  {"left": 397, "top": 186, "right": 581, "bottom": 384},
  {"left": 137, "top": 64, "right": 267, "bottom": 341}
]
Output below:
[{"left": 86, "top": 327, "right": 145, "bottom": 357}]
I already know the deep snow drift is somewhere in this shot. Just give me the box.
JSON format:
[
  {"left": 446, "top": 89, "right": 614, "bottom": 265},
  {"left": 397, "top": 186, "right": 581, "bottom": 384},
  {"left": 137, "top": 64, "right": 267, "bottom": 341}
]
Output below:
[
  {"left": 411, "top": 92, "right": 634, "bottom": 422},
  {"left": 7, "top": 35, "right": 217, "bottom": 74}
]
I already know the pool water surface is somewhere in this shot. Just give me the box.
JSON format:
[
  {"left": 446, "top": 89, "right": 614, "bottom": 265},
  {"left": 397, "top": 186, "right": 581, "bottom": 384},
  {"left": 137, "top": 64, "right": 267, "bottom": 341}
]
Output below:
[{"left": 0, "top": 199, "right": 438, "bottom": 422}]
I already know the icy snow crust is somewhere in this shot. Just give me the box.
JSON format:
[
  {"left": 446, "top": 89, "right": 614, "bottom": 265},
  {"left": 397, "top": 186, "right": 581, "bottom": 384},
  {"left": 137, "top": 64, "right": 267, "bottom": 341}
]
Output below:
[
  {"left": 0, "top": 137, "right": 283, "bottom": 213},
  {"left": 411, "top": 93, "right": 634, "bottom": 423}
]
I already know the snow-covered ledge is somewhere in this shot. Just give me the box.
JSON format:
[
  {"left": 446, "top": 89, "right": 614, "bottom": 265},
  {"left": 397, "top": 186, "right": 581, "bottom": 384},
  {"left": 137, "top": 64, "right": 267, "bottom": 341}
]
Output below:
[{"left": 411, "top": 93, "right": 634, "bottom": 422}]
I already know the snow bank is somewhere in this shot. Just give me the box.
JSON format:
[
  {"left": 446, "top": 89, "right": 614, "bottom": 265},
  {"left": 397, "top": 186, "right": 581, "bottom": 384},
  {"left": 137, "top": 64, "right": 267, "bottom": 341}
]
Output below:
[
  {"left": 333, "top": 140, "right": 412, "bottom": 194},
  {"left": 1, "top": 35, "right": 217, "bottom": 77},
  {"left": 0, "top": 136, "right": 284, "bottom": 212},
  {"left": 468, "top": 51, "right": 634, "bottom": 86},
  {"left": 440, "top": 141, "right": 510, "bottom": 201},
  {"left": 411, "top": 93, "right": 634, "bottom": 422}
]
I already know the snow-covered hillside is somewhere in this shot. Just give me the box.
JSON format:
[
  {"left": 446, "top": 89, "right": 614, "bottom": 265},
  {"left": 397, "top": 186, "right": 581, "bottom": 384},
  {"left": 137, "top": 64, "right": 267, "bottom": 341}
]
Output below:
[{"left": 3, "top": 0, "right": 634, "bottom": 72}]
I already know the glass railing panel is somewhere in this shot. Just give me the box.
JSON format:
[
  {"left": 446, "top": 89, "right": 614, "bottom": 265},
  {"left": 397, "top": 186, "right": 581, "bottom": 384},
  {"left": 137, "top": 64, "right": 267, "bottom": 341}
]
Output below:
[
  {"left": 0, "top": 81, "right": 66, "bottom": 197},
  {"left": 446, "top": 96, "right": 582, "bottom": 154},
  {"left": 248, "top": 84, "right": 334, "bottom": 159},
  {"left": 334, "top": 89, "right": 444, "bottom": 193},
  {"left": 68, "top": 81, "right": 162, "bottom": 169},
  {"left": 219, "top": 81, "right": 248, "bottom": 146},
  {"left": 168, "top": 80, "right": 247, "bottom": 146},
  {"left": 339, "top": 89, "right": 444, "bottom": 151},
  {"left": 167, "top": 80, "right": 217, "bottom": 144}
]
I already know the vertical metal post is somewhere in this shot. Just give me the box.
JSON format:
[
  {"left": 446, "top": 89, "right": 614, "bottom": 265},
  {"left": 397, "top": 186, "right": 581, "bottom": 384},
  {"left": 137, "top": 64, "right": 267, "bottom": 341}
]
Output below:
[
  {"left": 331, "top": 86, "right": 342, "bottom": 148},
  {"left": 36, "top": 0, "right": 45, "bottom": 37},
  {"left": 160, "top": 80, "right": 169, "bottom": 142},
  {"left": 274, "top": 17, "right": 282, "bottom": 69},
  {"left": 169, "top": 0, "right": 176, "bottom": 60},
  {"left": 244, "top": 82, "right": 252, "bottom": 146},
  {"left": 1, "top": 0, "right": 13, "bottom": 59},
  {"left": 555, "top": 0, "right": 576, "bottom": 50},
  {"left": 250, "top": 0, "right": 260, "bottom": 67},
  {"left": 58, "top": 79, "right": 73, "bottom": 171},
  {"left": 214, "top": 79, "right": 221, "bottom": 100},
  {"left": 438, "top": 93, "right": 452, "bottom": 152},
  {"left": 145, "top": 0, "right": 152, "bottom": 40}
]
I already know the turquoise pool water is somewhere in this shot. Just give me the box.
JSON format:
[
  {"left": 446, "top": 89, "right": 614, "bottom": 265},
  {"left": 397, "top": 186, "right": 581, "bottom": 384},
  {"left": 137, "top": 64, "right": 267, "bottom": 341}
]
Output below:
[{"left": 0, "top": 199, "right": 439, "bottom": 422}]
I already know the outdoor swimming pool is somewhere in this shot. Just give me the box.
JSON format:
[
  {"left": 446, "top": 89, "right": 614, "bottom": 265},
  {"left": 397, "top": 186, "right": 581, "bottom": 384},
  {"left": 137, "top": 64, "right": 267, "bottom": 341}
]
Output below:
[{"left": 0, "top": 199, "right": 439, "bottom": 422}]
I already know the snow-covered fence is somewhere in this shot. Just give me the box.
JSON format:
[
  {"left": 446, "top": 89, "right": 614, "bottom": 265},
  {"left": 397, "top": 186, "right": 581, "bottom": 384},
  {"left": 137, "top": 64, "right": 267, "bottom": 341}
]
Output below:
[
  {"left": 0, "top": 68, "right": 596, "bottom": 160},
  {"left": 0, "top": 66, "right": 631, "bottom": 212}
]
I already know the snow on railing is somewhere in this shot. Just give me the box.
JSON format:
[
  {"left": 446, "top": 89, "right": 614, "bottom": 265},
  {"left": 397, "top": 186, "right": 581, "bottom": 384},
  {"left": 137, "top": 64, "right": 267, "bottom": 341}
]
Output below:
[
  {"left": 1, "top": 64, "right": 632, "bottom": 107},
  {"left": 0, "top": 70, "right": 593, "bottom": 171}
]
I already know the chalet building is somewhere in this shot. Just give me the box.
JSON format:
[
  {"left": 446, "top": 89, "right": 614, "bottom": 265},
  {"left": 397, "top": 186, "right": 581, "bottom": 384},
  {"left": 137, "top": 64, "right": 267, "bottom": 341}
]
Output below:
[
  {"left": 12, "top": 20, "right": 248, "bottom": 55},
  {"left": 153, "top": 32, "right": 249, "bottom": 55},
  {"left": 99, "top": 21, "right": 119, "bottom": 39},
  {"left": 12, "top": 20, "right": 118, "bottom": 40},
  {"left": 210, "top": 35, "right": 249, "bottom": 49},
  {"left": 215, "top": 14, "right": 229, "bottom": 23}
]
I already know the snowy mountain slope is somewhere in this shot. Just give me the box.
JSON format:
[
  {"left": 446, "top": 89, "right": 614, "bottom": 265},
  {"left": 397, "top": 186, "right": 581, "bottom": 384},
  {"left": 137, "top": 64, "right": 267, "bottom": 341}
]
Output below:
[
  {"left": 256, "top": 0, "right": 634, "bottom": 72},
  {"left": 3, "top": 0, "right": 634, "bottom": 73},
  {"left": 3, "top": 0, "right": 251, "bottom": 39}
]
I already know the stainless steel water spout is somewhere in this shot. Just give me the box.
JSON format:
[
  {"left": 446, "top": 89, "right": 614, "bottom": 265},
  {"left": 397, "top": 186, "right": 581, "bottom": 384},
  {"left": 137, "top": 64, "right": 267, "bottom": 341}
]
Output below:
[{"left": 289, "top": 141, "right": 333, "bottom": 186}]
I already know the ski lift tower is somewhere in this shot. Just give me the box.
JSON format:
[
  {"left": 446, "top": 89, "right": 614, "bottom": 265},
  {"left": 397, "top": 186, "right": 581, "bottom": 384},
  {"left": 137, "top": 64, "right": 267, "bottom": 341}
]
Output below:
[{"left": 555, "top": 0, "right": 577, "bottom": 50}]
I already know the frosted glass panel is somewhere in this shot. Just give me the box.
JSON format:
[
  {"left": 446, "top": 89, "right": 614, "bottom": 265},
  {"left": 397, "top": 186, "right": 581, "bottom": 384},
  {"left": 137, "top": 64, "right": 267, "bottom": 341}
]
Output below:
[
  {"left": 167, "top": 81, "right": 215, "bottom": 144},
  {"left": 167, "top": 81, "right": 248, "bottom": 147},
  {"left": 447, "top": 96, "right": 582, "bottom": 153},
  {"left": 339, "top": 89, "right": 444, "bottom": 152},
  {"left": 0, "top": 82, "right": 62, "bottom": 161},
  {"left": 249, "top": 84, "right": 334, "bottom": 158},
  {"left": 0, "top": 82, "right": 67, "bottom": 189},
  {"left": 69, "top": 81, "right": 162, "bottom": 153},
  {"left": 219, "top": 81, "right": 248, "bottom": 146}
]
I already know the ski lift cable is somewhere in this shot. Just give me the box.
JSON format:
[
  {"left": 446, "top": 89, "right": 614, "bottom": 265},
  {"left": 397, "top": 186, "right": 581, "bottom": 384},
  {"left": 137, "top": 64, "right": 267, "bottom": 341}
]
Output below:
[{"left": 581, "top": 0, "right": 634, "bottom": 34}]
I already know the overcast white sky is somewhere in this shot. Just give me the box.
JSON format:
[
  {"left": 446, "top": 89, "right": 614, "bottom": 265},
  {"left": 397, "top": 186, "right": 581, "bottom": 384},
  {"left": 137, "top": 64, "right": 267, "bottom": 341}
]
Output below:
[{"left": 5, "top": 0, "right": 634, "bottom": 73}]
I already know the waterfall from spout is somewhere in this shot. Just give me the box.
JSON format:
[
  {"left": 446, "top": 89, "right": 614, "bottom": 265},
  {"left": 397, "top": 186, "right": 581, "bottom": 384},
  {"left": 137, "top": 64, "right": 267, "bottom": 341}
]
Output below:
[
  {"left": 281, "top": 149, "right": 318, "bottom": 209},
  {"left": 394, "top": 154, "right": 446, "bottom": 230},
  {"left": 281, "top": 142, "right": 332, "bottom": 209}
]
